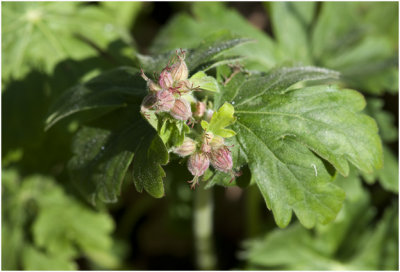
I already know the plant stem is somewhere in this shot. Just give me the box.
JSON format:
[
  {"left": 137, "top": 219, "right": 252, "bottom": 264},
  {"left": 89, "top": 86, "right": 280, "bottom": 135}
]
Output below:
[
  {"left": 246, "top": 184, "right": 262, "bottom": 238},
  {"left": 194, "top": 185, "right": 217, "bottom": 270}
]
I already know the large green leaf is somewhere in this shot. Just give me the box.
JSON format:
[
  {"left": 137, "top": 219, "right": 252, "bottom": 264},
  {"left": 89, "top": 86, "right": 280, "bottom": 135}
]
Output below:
[
  {"left": 45, "top": 67, "right": 145, "bottom": 130},
  {"left": 68, "top": 105, "right": 169, "bottom": 203},
  {"left": 2, "top": 2, "right": 138, "bottom": 81},
  {"left": 221, "top": 67, "right": 382, "bottom": 228},
  {"left": 139, "top": 31, "right": 251, "bottom": 74},
  {"left": 270, "top": 2, "right": 315, "bottom": 64},
  {"left": 267, "top": 2, "right": 398, "bottom": 94},
  {"left": 150, "top": 2, "right": 280, "bottom": 71},
  {"left": 242, "top": 170, "right": 398, "bottom": 270},
  {"left": 311, "top": 2, "right": 398, "bottom": 93}
]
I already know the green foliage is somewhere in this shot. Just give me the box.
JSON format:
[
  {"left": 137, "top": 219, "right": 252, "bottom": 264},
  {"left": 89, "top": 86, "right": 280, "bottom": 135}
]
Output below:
[
  {"left": 2, "top": 2, "right": 140, "bottom": 81},
  {"left": 150, "top": 2, "right": 279, "bottom": 71},
  {"left": 270, "top": 2, "right": 398, "bottom": 94},
  {"left": 201, "top": 102, "right": 236, "bottom": 138},
  {"left": 189, "top": 71, "right": 220, "bottom": 93},
  {"left": 2, "top": 2, "right": 398, "bottom": 270},
  {"left": 139, "top": 31, "right": 251, "bottom": 74},
  {"left": 242, "top": 169, "right": 398, "bottom": 270},
  {"left": 215, "top": 67, "right": 381, "bottom": 228},
  {"left": 46, "top": 35, "right": 252, "bottom": 203},
  {"left": 2, "top": 170, "right": 117, "bottom": 270}
]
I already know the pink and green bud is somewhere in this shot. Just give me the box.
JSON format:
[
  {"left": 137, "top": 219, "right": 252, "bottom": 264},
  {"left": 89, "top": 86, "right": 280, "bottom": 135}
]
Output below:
[
  {"left": 155, "top": 90, "right": 175, "bottom": 112},
  {"left": 171, "top": 54, "right": 188, "bottom": 82},
  {"left": 210, "top": 146, "right": 233, "bottom": 173},
  {"left": 194, "top": 101, "right": 205, "bottom": 118},
  {"left": 188, "top": 152, "right": 210, "bottom": 177},
  {"left": 170, "top": 98, "right": 192, "bottom": 121},
  {"left": 210, "top": 135, "right": 225, "bottom": 149},
  {"left": 159, "top": 69, "right": 174, "bottom": 89},
  {"left": 173, "top": 137, "right": 197, "bottom": 157}
]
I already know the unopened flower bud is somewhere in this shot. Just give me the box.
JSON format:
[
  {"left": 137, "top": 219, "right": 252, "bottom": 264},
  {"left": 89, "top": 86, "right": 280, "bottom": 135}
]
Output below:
[
  {"left": 141, "top": 93, "right": 156, "bottom": 111},
  {"left": 155, "top": 90, "right": 175, "bottom": 112},
  {"left": 204, "top": 109, "right": 214, "bottom": 122},
  {"left": 210, "top": 146, "right": 233, "bottom": 173},
  {"left": 170, "top": 99, "right": 192, "bottom": 121},
  {"left": 194, "top": 101, "right": 205, "bottom": 118},
  {"left": 201, "top": 142, "right": 211, "bottom": 153},
  {"left": 210, "top": 135, "right": 225, "bottom": 149},
  {"left": 173, "top": 137, "right": 196, "bottom": 157},
  {"left": 188, "top": 153, "right": 210, "bottom": 177},
  {"left": 159, "top": 69, "right": 174, "bottom": 89},
  {"left": 171, "top": 55, "right": 188, "bottom": 82}
]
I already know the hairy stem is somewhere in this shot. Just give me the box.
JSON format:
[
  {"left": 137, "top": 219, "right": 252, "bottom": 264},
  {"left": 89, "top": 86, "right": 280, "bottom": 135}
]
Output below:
[{"left": 194, "top": 185, "right": 217, "bottom": 270}]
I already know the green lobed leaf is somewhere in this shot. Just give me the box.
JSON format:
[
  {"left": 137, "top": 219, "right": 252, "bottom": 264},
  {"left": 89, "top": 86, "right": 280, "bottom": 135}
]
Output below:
[
  {"left": 158, "top": 118, "right": 190, "bottom": 149},
  {"left": 221, "top": 67, "right": 382, "bottom": 228},
  {"left": 242, "top": 170, "right": 398, "bottom": 270},
  {"left": 151, "top": 2, "right": 281, "bottom": 71},
  {"left": 132, "top": 128, "right": 169, "bottom": 198},
  {"left": 45, "top": 67, "right": 146, "bottom": 130},
  {"left": 139, "top": 31, "right": 251, "bottom": 75},
  {"left": 270, "top": 2, "right": 315, "bottom": 64},
  {"left": 202, "top": 102, "right": 236, "bottom": 138},
  {"left": 311, "top": 2, "right": 398, "bottom": 94},
  {"left": 189, "top": 71, "right": 220, "bottom": 93},
  {"left": 68, "top": 109, "right": 169, "bottom": 202}
]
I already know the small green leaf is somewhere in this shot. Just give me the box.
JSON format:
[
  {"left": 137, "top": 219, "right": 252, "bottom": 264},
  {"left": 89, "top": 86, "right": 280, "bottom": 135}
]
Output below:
[
  {"left": 200, "top": 120, "right": 209, "bottom": 130},
  {"left": 189, "top": 71, "right": 220, "bottom": 93},
  {"left": 158, "top": 118, "right": 190, "bottom": 148},
  {"left": 206, "top": 102, "right": 236, "bottom": 138}
]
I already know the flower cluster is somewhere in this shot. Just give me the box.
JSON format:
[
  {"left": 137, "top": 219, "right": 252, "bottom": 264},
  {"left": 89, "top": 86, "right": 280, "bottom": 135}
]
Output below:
[
  {"left": 141, "top": 50, "right": 237, "bottom": 189},
  {"left": 141, "top": 50, "right": 197, "bottom": 122}
]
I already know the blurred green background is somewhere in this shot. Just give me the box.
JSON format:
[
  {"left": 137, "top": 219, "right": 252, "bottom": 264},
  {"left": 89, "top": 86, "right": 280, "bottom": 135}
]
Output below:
[{"left": 2, "top": 2, "right": 398, "bottom": 270}]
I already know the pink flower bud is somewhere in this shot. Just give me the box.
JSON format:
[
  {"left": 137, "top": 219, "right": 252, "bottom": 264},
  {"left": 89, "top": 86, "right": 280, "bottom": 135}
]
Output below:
[
  {"left": 194, "top": 101, "right": 205, "bottom": 118},
  {"left": 170, "top": 99, "right": 192, "bottom": 121},
  {"left": 155, "top": 90, "right": 175, "bottom": 112},
  {"left": 170, "top": 55, "right": 188, "bottom": 82},
  {"left": 159, "top": 69, "right": 174, "bottom": 89},
  {"left": 173, "top": 137, "right": 197, "bottom": 157},
  {"left": 188, "top": 153, "right": 210, "bottom": 177},
  {"left": 210, "top": 146, "right": 233, "bottom": 173}
]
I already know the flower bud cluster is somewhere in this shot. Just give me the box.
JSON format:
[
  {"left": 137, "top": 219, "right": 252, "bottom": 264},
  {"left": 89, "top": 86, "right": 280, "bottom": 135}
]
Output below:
[
  {"left": 140, "top": 50, "right": 198, "bottom": 123},
  {"left": 171, "top": 131, "right": 235, "bottom": 189},
  {"left": 140, "top": 51, "right": 238, "bottom": 189}
]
